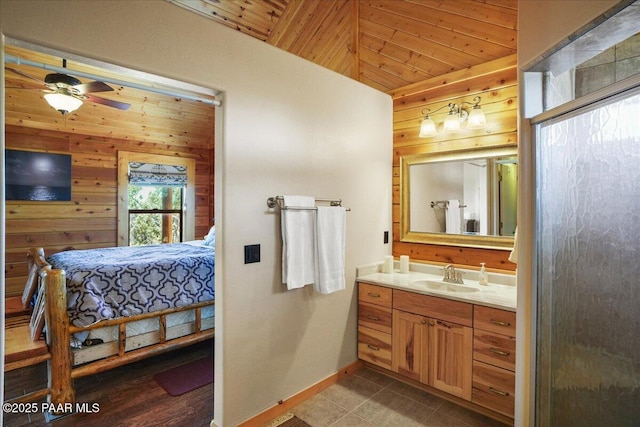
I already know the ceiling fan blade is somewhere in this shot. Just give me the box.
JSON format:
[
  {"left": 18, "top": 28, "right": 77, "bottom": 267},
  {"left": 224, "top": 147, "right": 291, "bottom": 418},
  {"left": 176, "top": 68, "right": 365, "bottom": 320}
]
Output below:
[
  {"left": 74, "top": 80, "right": 114, "bottom": 94},
  {"left": 84, "top": 94, "right": 131, "bottom": 111},
  {"left": 5, "top": 67, "right": 47, "bottom": 86}
]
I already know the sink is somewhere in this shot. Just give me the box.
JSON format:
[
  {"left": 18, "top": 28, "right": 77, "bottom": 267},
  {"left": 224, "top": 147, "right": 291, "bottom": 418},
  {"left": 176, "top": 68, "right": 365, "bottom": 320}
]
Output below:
[{"left": 411, "top": 280, "right": 480, "bottom": 293}]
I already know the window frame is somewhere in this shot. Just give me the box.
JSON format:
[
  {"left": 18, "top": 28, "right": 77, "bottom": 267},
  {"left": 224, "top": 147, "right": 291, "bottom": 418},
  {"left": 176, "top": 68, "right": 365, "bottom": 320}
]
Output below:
[
  {"left": 117, "top": 151, "right": 195, "bottom": 246},
  {"left": 128, "top": 186, "right": 184, "bottom": 244}
]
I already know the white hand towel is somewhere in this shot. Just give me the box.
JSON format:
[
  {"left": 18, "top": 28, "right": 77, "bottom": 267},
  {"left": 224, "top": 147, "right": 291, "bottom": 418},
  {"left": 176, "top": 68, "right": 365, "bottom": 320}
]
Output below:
[
  {"left": 314, "top": 206, "right": 346, "bottom": 294},
  {"left": 281, "top": 195, "right": 316, "bottom": 290},
  {"left": 445, "top": 199, "right": 461, "bottom": 234},
  {"left": 508, "top": 226, "right": 518, "bottom": 264}
]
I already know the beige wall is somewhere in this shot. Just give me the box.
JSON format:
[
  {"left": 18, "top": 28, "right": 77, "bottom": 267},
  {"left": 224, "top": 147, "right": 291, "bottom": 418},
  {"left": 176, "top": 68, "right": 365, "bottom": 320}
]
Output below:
[
  {"left": 0, "top": 1, "right": 393, "bottom": 425},
  {"left": 516, "top": 1, "right": 623, "bottom": 426}
]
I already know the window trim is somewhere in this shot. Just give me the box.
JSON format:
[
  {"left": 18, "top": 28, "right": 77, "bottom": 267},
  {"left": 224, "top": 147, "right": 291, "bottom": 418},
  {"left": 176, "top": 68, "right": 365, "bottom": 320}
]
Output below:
[{"left": 117, "top": 151, "right": 195, "bottom": 246}]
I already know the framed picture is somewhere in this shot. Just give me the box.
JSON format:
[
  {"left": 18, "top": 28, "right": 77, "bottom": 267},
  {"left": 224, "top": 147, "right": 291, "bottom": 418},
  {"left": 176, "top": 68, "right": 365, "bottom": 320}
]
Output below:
[{"left": 5, "top": 149, "right": 72, "bottom": 201}]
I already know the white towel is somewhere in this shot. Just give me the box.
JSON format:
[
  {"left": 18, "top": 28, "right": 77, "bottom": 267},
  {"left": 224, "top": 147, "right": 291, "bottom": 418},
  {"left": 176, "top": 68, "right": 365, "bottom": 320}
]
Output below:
[
  {"left": 445, "top": 199, "right": 461, "bottom": 234},
  {"left": 508, "top": 226, "right": 518, "bottom": 264},
  {"left": 281, "top": 195, "right": 316, "bottom": 290},
  {"left": 314, "top": 206, "right": 346, "bottom": 294}
]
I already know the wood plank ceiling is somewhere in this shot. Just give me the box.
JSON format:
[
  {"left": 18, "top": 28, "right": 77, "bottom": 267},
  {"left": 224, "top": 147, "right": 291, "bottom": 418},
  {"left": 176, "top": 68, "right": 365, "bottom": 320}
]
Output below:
[
  {"left": 4, "top": 45, "right": 217, "bottom": 146},
  {"left": 168, "top": 0, "right": 518, "bottom": 92}
]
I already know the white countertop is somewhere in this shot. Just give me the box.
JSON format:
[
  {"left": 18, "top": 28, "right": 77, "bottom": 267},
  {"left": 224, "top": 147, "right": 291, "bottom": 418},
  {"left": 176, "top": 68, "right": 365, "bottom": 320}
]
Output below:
[{"left": 356, "top": 262, "right": 517, "bottom": 312}]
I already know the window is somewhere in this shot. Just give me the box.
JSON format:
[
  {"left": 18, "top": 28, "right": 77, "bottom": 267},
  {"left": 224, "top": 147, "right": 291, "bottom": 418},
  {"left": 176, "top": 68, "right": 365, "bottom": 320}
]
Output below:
[
  {"left": 128, "top": 185, "right": 183, "bottom": 245},
  {"left": 117, "top": 152, "right": 195, "bottom": 246}
]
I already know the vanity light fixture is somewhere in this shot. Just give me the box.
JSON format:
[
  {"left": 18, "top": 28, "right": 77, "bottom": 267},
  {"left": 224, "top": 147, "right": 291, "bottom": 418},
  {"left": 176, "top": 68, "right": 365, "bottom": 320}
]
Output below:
[{"left": 419, "top": 96, "right": 486, "bottom": 138}]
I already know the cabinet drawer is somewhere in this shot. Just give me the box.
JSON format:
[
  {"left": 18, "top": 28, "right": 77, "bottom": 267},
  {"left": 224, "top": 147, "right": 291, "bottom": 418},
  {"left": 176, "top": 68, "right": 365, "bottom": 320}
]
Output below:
[
  {"left": 358, "top": 283, "right": 392, "bottom": 308},
  {"left": 358, "top": 301, "right": 392, "bottom": 334},
  {"left": 474, "top": 305, "right": 516, "bottom": 337},
  {"left": 358, "top": 325, "right": 392, "bottom": 370},
  {"left": 473, "top": 329, "right": 516, "bottom": 371},
  {"left": 393, "top": 289, "right": 473, "bottom": 327},
  {"left": 472, "top": 360, "right": 515, "bottom": 418}
]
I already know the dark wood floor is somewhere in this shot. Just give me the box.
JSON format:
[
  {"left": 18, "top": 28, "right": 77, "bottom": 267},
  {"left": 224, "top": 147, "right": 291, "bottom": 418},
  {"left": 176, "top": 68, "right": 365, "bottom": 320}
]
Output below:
[{"left": 3, "top": 339, "right": 214, "bottom": 427}]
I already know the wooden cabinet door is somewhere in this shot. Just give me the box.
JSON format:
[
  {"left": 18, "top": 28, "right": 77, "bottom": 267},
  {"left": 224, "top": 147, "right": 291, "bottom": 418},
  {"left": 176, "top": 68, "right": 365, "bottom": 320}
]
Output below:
[
  {"left": 430, "top": 318, "right": 473, "bottom": 400},
  {"left": 392, "top": 309, "right": 429, "bottom": 384}
]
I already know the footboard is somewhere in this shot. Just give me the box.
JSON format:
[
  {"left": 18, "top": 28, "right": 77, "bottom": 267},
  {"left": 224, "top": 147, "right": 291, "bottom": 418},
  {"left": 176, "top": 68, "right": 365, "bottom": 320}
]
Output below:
[
  {"left": 41, "top": 265, "right": 214, "bottom": 406},
  {"left": 69, "top": 300, "right": 215, "bottom": 377}
]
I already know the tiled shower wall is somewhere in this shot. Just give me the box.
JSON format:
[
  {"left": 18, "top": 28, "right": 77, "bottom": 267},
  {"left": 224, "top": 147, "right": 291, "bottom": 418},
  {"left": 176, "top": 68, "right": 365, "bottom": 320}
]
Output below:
[{"left": 575, "top": 33, "right": 640, "bottom": 97}]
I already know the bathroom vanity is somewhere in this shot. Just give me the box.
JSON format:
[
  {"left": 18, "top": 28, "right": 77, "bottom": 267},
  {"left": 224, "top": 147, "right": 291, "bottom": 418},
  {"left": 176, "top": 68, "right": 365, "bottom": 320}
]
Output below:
[{"left": 357, "top": 262, "right": 516, "bottom": 422}]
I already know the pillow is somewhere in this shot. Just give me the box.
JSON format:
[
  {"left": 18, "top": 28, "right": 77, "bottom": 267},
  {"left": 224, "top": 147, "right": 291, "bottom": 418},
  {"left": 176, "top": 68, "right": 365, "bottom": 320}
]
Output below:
[{"left": 204, "top": 226, "right": 215, "bottom": 247}]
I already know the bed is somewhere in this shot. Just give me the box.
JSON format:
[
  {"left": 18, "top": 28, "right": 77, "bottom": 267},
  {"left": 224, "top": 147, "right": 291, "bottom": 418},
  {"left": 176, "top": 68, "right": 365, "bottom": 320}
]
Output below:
[{"left": 27, "top": 240, "right": 215, "bottom": 407}]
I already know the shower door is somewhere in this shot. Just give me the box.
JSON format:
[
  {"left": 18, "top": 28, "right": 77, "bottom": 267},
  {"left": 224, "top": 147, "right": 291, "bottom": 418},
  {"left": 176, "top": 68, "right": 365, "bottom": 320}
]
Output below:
[{"left": 535, "top": 88, "right": 640, "bottom": 426}]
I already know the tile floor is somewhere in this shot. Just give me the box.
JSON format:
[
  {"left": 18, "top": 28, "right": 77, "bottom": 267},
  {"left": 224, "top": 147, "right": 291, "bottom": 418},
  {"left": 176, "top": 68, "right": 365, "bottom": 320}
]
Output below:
[{"left": 276, "top": 368, "right": 510, "bottom": 427}]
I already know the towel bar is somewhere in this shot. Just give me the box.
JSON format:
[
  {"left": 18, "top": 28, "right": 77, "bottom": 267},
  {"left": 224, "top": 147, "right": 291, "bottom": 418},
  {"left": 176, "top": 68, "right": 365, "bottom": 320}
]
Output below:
[
  {"left": 267, "top": 196, "right": 351, "bottom": 211},
  {"left": 430, "top": 200, "right": 467, "bottom": 209}
]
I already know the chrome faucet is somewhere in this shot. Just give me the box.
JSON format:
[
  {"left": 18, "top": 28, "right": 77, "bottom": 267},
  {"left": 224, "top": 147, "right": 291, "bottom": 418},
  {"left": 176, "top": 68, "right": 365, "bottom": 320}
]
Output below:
[{"left": 443, "top": 264, "right": 464, "bottom": 284}]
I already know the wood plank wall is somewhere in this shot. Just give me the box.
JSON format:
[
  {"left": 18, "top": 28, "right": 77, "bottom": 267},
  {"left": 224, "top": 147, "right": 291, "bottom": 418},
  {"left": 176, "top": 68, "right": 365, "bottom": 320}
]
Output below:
[
  {"left": 4, "top": 125, "right": 215, "bottom": 298},
  {"left": 4, "top": 45, "right": 216, "bottom": 297},
  {"left": 390, "top": 55, "right": 517, "bottom": 272}
]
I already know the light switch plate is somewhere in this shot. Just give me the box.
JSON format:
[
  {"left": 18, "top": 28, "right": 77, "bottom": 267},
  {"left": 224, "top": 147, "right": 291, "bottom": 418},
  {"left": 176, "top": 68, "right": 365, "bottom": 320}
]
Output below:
[{"left": 244, "top": 244, "right": 260, "bottom": 264}]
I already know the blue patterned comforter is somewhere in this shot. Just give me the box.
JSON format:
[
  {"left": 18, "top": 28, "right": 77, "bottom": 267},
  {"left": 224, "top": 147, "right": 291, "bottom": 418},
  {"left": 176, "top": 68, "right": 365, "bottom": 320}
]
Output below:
[{"left": 47, "top": 243, "right": 215, "bottom": 328}]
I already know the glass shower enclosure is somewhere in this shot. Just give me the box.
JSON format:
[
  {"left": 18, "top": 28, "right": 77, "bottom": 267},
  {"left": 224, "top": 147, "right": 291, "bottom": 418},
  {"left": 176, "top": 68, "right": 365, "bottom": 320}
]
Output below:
[{"left": 534, "top": 87, "right": 640, "bottom": 426}]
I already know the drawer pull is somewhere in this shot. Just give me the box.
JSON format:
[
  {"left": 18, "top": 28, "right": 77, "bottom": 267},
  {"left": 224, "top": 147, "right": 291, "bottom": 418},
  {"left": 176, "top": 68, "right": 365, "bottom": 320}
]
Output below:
[
  {"left": 489, "top": 387, "right": 510, "bottom": 397},
  {"left": 367, "top": 315, "right": 381, "bottom": 321},
  {"left": 489, "top": 348, "right": 510, "bottom": 357},
  {"left": 367, "top": 292, "right": 381, "bottom": 298},
  {"left": 421, "top": 319, "right": 427, "bottom": 325},
  {"left": 490, "top": 319, "right": 511, "bottom": 327},
  {"left": 367, "top": 344, "right": 380, "bottom": 351}
]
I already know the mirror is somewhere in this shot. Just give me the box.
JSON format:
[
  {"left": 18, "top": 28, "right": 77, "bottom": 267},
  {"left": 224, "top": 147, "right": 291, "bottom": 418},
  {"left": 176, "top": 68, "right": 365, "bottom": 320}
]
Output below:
[{"left": 400, "top": 146, "right": 517, "bottom": 250}]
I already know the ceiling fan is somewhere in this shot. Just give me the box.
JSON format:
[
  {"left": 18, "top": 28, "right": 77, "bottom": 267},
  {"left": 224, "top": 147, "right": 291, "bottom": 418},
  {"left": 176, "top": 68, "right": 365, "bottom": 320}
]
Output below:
[{"left": 6, "top": 59, "right": 131, "bottom": 115}]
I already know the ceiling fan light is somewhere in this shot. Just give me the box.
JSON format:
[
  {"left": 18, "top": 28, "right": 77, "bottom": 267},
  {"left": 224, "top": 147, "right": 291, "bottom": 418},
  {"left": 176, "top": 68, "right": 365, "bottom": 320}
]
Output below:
[
  {"left": 419, "top": 117, "right": 437, "bottom": 138},
  {"left": 44, "top": 93, "right": 83, "bottom": 114},
  {"left": 467, "top": 107, "right": 487, "bottom": 129}
]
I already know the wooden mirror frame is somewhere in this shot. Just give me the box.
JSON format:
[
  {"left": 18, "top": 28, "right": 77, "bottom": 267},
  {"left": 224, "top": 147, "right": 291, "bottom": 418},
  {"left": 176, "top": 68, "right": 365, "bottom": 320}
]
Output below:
[{"left": 400, "top": 146, "right": 517, "bottom": 250}]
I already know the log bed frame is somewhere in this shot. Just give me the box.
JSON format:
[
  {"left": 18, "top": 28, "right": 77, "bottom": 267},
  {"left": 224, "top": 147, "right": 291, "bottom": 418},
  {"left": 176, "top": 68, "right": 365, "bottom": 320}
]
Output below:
[{"left": 16, "top": 247, "right": 215, "bottom": 407}]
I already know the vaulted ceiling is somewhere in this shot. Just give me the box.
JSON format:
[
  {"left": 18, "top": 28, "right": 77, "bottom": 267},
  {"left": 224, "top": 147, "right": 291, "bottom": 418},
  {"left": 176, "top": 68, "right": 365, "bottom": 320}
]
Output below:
[
  {"left": 168, "top": 0, "right": 518, "bottom": 92},
  {"left": 3, "top": 0, "right": 517, "bottom": 129}
]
